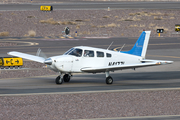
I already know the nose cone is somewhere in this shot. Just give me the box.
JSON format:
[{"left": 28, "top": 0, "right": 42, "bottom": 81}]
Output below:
[{"left": 44, "top": 58, "right": 52, "bottom": 65}]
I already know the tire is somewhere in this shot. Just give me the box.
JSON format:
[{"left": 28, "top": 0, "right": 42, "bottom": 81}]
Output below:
[
  {"left": 55, "top": 76, "right": 63, "bottom": 84},
  {"left": 106, "top": 76, "right": 113, "bottom": 84},
  {"left": 63, "top": 74, "right": 70, "bottom": 82}
]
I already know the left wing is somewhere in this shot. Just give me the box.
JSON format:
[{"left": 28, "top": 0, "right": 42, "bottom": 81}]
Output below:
[
  {"left": 8, "top": 51, "right": 45, "bottom": 63},
  {"left": 81, "top": 60, "right": 173, "bottom": 73}
]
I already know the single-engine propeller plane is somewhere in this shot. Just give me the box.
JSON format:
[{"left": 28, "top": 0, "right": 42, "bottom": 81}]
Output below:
[{"left": 8, "top": 31, "right": 173, "bottom": 85}]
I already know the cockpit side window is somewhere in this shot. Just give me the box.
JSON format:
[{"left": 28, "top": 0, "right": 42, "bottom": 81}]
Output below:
[
  {"left": 84, "top": 50, "right": 94, "bottom": 57},
  {"left": 97, "top": 51, "right": 104, "bottom": 57},
  {"left": 68, "top": 48, "right": 82, "bottom": 57}
]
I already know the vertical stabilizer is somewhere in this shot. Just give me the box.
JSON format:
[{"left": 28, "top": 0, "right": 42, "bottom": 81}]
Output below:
[{"left": 121, "top": 31, "right": 151, "bottom": 59}]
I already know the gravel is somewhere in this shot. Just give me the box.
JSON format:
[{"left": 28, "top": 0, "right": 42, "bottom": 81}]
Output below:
[
  {"left": 0, "top": 9, "right": 180, "bottom": 38},
  {"left": 0, "top": 90, "right": 180, "bottom": 120}
]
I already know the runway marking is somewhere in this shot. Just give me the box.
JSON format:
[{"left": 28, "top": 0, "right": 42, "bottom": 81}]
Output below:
[
  {"left": 0, "top": 87, "right": 180, "bottom": 97},
  {"left": 75, "top": 114, "right": 180, "bottom": 120},
  {"left": 0, "top": 41, "right": 39, "bottom": 46},
  {"left": 39, "top": 38, "right": 87, "bottom": 41}
]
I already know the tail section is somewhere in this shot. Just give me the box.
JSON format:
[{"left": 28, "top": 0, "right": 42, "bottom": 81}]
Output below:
[{"left": 121, "top": 31, "right": 151, "bottom": 58}]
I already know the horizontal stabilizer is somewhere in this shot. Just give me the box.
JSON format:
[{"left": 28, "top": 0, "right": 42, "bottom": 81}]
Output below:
[
  {"left": 141, "top": 59, "right": 173, "bottom": 64},
  {"left": 8, "top": 51, "right": 45, "bottom": 63}
]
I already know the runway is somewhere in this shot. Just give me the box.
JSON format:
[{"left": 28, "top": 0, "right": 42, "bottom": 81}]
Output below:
[
  {"left": 0, "top": 37, "right": 180, "bottom": 95},
  {"left": 1, "top": 1, "right": 180, "bottom": 11}
]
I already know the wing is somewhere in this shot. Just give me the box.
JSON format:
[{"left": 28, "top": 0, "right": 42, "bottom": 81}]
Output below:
[
  {"left": 8, "top": 51, "right": 45, "bottom": 63},
  {"left": 81, "top": 60, "right": 173, "bottom": 73}
]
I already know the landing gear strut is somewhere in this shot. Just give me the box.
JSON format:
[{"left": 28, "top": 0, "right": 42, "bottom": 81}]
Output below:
[{"left": 105, "top": 71, "right": 113, "bottom": 84}]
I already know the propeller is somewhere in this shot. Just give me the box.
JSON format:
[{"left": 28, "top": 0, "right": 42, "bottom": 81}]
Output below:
[
  {"left": 36, "top": 48, "right": 47, "bottom": 59},
  {"left": 36, "top": 48, "right": 52, "bottom": 65}
]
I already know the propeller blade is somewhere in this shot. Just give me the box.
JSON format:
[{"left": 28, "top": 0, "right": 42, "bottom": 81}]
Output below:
[{"left": 36, "top": 48, "right": 47, "bottom": 59}]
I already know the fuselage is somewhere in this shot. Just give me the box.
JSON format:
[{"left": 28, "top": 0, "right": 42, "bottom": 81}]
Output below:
[{"left": 47, "top": 46, "right": 142, "bottom": 73}]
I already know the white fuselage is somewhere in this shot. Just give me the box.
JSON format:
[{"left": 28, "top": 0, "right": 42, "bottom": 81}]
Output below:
[{"left": 47, "top": 46, "right": 142, "bottom": 73}]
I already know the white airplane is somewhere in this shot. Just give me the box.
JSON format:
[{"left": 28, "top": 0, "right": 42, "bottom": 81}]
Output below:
[{"left": 8, "top": 31, "right": 173, "bottom": 85}]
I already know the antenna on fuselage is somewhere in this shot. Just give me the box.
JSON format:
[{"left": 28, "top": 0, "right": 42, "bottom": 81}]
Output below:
[
  {"left": 107, "top": 41, "right": 114, "bottom": 50},
  {"left": 119, "top": 44, "right": 125, "bottom": 52}
]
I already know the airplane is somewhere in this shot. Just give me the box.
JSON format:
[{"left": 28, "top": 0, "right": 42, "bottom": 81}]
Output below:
[{"left": 8, "top": 31, "right": 173, "bottom": 85}]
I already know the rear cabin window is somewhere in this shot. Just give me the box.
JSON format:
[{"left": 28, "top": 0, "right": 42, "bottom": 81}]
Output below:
[
  {"left": 106, "top": 53, "right": 112, "bottom": 58},
  {"left": 84, "top": 50, "right": 94, "bottom": 57},
  {"left": 97, "top": 51, "right": 104, "bottom": 57}
]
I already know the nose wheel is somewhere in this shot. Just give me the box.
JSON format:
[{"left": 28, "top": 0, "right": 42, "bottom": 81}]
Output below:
[
  {"left": 106, "top": 76, "right": 113, "bottom": 84},
  {"left": 55, "top": 74, "right": 71, "bottom": 84},
  {"left": 55, "top": 76, "right": 63, "bottom": 84}
]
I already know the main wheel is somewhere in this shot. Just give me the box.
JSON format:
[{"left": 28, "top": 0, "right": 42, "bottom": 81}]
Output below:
[
  {"left": 63, "top": 74, "right": 70, "bottom": 82},
  {"left": 106, "top": 76, "right": 113, "bottom": 84},
  {"left": 55, "top": 76, "right": 63, "bottom": 84}
]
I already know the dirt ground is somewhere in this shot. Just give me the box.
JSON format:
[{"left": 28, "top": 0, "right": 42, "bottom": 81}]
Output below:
[{"left": 0, "top": 9, "right": 180, "bottom": 38}]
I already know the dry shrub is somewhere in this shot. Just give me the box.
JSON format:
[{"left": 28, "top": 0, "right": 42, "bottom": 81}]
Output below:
[
  {"left": 149, "top": 12, "right": 163, "bottom": 16},
  {"left": 76, "top": 25, "right": 80, "bottom": 29},
  {"left": 129, "top": 24, "right": 145, "bottom": 28},
  {"left": 107, "top": 23, "right": 116, "bottom": 27},
  {"left": 170, "top": 17, "right": 175, "bottom": 19},
  {"left": 129, "top": 25, "right": 138, "bottom": 27},
  {"left": 75, "top": 19, "right": 83, "bottom": 22},
  {"left": 114, "top": 16, "right": 119, "bottom": 18},
  {"left": 129, "top": 11, "right": 149, "bottom": 16},
  {"left": 28, "top": 30, "right": 36, "bottom": 37},
  {"left": 103, "top": 15, "right": 110, "bottom": 18},
  {"left": 149, "top": 23, "right": 156, "bottom": 27},
  {"left": 27, "top": 16, "right": 35, "bottom": 18},
  {"left": 154, "top": 16, "right": 163, "bottom": 20},
  {"left": 11, "top": 12, "right": 17, "bottom": 15},
  {"left": 119, "top": 16, "right": 141, "bottom": 21},
  {"left": 91, "top": 24, "right": 96, "bottom": 28},
  {"left": 0, "top": 32, "right": 9, "bottom": 37},
  {"left": 40, "top": 18, "right": 78, "bottom": 25},
  {"left": 96, "top": 23, "right": 117, "bottom": 28},
  {"left": 60, "top": 21, "right": 77, "bottom": 25},
  {"left": 98, "top": 25, "right": 106, "bottom": 28},
  {"left": 79, "top": 31, "right": 91, "bottom": 35},
  {"left": 39, "top": 18, "right": 60, "bottom": 25},
  {"left": 124, "top": 19, "right": 134, "bottom": 21}
]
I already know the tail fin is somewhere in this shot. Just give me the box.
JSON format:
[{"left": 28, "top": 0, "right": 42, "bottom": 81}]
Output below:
[{"left": 121, "top": 31, "right": 151, "bottom": 58}]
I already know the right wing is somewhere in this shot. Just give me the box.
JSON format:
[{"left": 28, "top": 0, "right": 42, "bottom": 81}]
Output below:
[{"left": 8, "top": 51, "right": 45, "bottom": 63}]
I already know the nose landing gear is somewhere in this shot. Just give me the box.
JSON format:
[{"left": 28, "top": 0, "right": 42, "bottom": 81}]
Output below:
[{"left": 55, "top": 74, "right": 71, "bottom": 84}]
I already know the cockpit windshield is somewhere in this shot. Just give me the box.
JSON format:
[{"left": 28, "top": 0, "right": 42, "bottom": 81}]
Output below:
[
  {"left": 64, "top": 48, "right": 82, "bottom": 57},
  {"left": 64, "top": 48, "right": 74, "bottom": 55}
]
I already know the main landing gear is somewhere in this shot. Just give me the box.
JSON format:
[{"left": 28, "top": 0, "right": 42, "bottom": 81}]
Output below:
[
  {"left": 55, "top": 72, "right": 113, "bottom": 85},
  {"left": 55, "top": 74, "right": 71, "bottom": 84},
  {"left": 105, "top": 71, "right": 113, "bottom": 84}
]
